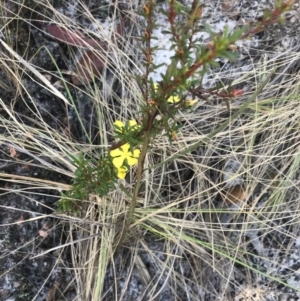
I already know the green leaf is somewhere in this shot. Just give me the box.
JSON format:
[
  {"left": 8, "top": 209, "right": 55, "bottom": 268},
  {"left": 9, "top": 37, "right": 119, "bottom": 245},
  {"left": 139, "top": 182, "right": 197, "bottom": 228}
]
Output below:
[
  {"left": 221, "top": 51, "right": 239, "bottom": 61},
  {"left": 203, "top": 23, "right": 215, "bottom": 36}
]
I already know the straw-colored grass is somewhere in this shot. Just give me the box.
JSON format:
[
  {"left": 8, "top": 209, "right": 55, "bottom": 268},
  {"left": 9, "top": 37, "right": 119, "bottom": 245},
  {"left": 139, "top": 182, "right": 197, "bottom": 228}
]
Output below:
[{"left": 0, "top": 0, "right": 300, "bottom": 300}]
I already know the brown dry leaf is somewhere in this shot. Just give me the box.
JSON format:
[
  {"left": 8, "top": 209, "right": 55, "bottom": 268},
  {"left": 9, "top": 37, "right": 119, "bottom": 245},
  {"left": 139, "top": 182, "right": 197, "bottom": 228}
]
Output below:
[
  {"left": 0, "top": 289, "right": 9, "bottom": 299},
  {"left": 46, "top": 24, "right": 86, "bottom": 47},
  {"left": 221, "top": 0, "right": 239, "bottom": 19},
  {"left": 46, "top": 18, "right": 125, "bottom": 85},
  {"left": 221, "top": 0, "right": 237, "bottom": 12},
  {"left": 222, "top": 0, "right": 232, "bottom": 12},
  {"left": 9, "top": 146, "right": 17, "bottom": 157},
  {"left": 113, "top": 17, "right": 125, "bottom": 45},
  {"left": 222, "top": 184, "right": 245, "bottom": 205},
  {"left": 46, "top": 24, "right": 102, "bottom": 48},
  {"left": 46, "top": 277, "right": 61, "bottom": 301},
  {"left": 71, "top": 49, "right": 107, "bottom": 85}
]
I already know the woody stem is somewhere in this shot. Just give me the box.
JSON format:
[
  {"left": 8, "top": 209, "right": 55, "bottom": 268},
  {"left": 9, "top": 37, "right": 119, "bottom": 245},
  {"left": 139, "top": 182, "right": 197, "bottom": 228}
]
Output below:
[{"left": 115, "top": 112, "right": 154, "bottom": 250}]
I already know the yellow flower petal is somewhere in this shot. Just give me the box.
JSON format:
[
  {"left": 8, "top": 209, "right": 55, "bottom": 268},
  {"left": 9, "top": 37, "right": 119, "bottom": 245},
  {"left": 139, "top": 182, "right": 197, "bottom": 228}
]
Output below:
[
  {"left": 127, "top": 149, "right": 140, "bottom": 166},
  {"left": 112, "top": 156, "right": 124, "bottom": 168},
  {"left": 167, "top": 95, "right": 180, "bottom": 103},
  {"left": 117, "top": 166, "right": 128, "bottom": 179},
  {"left": 110, "top": 148, "right": 123, "bottom": 158},
  {"left": 110, "top": 143, "right": 140, "bottom": 168},
  {"left": 114, "top": 120, "right": 124, "bottom": 127},
  {"left": 121, "top": 143, "right": 130, "bottom": 152},
  {"left": 185, "top": 99, "right": 198, "bottom": 107},
  {"left": 128, "top": 120, "right": 137, "bottom": 127},
  {"left": 153, "top": 82, "right": 180, "bottom": 104},
  {"left": 132, "top": 149, "right": 141, "bottom": 158},
  {"left": 114, "top": 120, "right": 125, "bottom": 133},
  {"left": 153, "top": 83, "right": 159, "bottom": 91},
  {"left": 127, "top": 157, "right": 138, "bottom": 166}
]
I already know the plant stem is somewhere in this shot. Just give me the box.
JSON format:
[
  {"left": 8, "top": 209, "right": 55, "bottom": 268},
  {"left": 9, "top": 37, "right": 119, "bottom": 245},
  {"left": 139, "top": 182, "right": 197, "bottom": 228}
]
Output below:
[
  {"left": 115, "top": 113, "right": 153, "bottom": 250},
  {"left": 151, "top": 68, "right": 276, "bottom": 169}
]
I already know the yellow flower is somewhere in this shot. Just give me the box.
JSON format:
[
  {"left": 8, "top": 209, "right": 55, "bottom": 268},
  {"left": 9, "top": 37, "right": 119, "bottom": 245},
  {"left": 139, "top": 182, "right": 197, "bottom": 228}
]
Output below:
[
  {"left": 116, "top": 166, "right": 128, "bottom": 179},
  {"left": 114, "top": 120, "right": 139, "bottom": 133},
  {"left": 153, "top": 83, "right": 180, "bottom": 104},
  {"left": 185, "top": 99, "right": 198, "bottom": 107},
  {"left": 167, "top": 95, "right": 180, "bottom": 104},
  {"left": 110, "top": 143, "right": 140, "bottom": 168},
  {"left": 153, "top": 83, "right": 159, "bottom": 90}
]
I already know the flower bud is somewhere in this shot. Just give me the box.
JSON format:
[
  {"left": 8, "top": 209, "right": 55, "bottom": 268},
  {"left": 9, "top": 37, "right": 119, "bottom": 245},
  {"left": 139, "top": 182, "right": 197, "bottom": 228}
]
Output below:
[{"left": 143, "top": 4, "right": 150, "bottom": 15}]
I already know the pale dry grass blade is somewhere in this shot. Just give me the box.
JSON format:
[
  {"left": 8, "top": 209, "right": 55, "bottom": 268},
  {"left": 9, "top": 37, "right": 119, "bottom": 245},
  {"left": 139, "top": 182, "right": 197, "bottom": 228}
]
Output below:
[{"left": 1, "top": 0, "right": 300, "bottom": 300}]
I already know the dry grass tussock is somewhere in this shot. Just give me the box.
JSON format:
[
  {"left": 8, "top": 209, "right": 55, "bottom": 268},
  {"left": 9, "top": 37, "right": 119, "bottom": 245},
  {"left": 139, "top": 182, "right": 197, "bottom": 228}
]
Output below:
[{"left": 0, "top": 0, "right": 300, "bottom": 300}]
